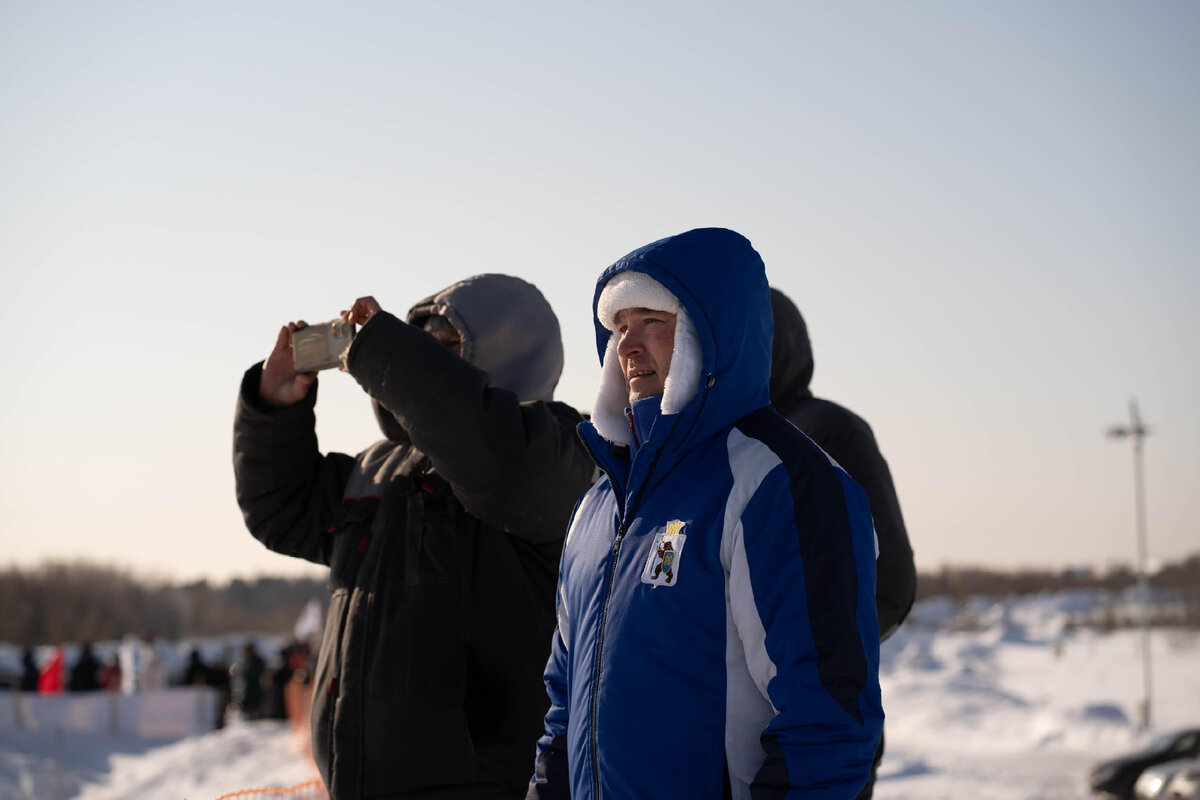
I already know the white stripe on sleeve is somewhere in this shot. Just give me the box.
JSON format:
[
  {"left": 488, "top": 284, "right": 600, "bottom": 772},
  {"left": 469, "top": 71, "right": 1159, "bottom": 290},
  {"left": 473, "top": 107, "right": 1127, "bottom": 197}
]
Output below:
[{"left": 721, "top": 428, "right": 785, "bottom": 800}]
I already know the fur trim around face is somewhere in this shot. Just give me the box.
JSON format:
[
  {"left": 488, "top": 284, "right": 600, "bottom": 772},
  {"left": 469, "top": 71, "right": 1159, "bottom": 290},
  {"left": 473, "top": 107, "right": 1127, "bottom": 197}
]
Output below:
[
  {"left": 596, "top": 271, "right": 681, "bottom": 331},
  {"left": 590, "top": 273, "right": 702, "bottom": 444},
  {"left": 661, "top": 308, "right": 700, "bottom": 415},
  {"left": 591, "top": 334, "right": 632, "bottom": 444}
]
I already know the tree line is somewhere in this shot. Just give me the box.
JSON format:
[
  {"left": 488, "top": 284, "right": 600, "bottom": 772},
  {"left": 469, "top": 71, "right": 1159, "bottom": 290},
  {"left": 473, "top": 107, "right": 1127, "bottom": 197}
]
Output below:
[
  {"left": 0, "top": 561, "right": 326, "bottom": 646},
  {"left": 2, "top": 554, "right": 1197, "bottom": 646},
  {"left": 915, "top": 553, "right": 1200, "bottom": 600}
]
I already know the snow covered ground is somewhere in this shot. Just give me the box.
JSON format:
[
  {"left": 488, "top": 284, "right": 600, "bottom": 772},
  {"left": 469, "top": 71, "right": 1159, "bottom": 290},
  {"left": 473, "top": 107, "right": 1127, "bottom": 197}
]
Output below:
[
  {"left": 1, "top": 590, "right": 1197, "bottom": 799},
  {"left": 876, "top": 593, "right": 1199, "bottom": 799},
  {"left": 0, "top": 718, "right": 318, "bottom": 800}
]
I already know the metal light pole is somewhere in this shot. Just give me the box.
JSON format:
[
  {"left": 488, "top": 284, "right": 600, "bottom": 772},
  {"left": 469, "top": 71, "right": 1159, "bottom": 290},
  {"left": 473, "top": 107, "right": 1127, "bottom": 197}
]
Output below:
[{"left": 1106, "top": 398, "right": 1153, "bottom": 731}]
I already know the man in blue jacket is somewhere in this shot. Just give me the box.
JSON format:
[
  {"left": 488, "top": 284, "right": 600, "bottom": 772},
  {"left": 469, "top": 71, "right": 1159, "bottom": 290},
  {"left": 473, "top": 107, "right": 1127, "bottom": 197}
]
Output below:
[{"left": 528, "top": 228, "right": 884, "bottom": 799}]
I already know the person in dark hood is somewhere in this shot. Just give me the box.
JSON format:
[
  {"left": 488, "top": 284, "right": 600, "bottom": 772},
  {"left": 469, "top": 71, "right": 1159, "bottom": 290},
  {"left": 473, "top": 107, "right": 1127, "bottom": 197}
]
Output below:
[
  {"left": 236, "top": 642, "right": 266, "bottom": 720},
  {"left": 233, "top": 274, "right": 594, "bottom": 800},
  {"left": 768, "top": 289, "right": 915, "bottom": 639},
  {"left": 67, "top": 643, "right": 102, "bottom": 692},
  {"left": 183, "top": 648, "right": 209, "bottom": 686},
  {"left": 769, "top": 287, "right": 917, "bottom": 798},
  {"left": 19, "top": 647, "right": 39, "bottom": 693}
]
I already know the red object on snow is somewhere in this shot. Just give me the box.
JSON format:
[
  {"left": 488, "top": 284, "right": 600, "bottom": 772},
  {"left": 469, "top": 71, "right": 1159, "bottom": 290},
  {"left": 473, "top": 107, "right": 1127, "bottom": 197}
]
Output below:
[{"left": 37, "top": 648, "right": 64, "bottom": 694}]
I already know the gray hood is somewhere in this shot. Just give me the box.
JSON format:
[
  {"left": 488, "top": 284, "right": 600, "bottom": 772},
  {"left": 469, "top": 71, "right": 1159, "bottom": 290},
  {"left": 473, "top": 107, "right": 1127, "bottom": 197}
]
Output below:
[
  {"left": 406, "top": 273, "right": 564, "bottom": 402},
  {"left": 369, "top": 274, "right": 564, "bottom": 443}
]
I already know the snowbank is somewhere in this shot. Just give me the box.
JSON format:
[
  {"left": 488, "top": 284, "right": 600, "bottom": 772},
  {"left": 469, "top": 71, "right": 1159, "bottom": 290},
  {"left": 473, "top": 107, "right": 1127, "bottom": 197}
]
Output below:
[
  {"left": 0, "top": 591, "right": 1197, "bottom": 799},
  {"left": 2, "top": 688, "right": 218, "bottom": 739}
]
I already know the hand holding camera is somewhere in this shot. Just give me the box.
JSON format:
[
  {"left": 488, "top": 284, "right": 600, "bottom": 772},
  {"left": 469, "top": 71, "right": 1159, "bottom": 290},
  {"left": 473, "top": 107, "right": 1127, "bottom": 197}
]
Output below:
[
  {"left": 258, "top": 297, "right": 384, "bottom": 409},
  {"left": 259, "top": 322, "right": 319, "bottom": 409},
  {"left": 340, "top": 296, "right": 382, "bottom": 327},
  {"left": 290, "top": 296, "right": 384, "bottom": 373},
  {"left": 290, "top": 295, "right": 383, "bottom": 372}
]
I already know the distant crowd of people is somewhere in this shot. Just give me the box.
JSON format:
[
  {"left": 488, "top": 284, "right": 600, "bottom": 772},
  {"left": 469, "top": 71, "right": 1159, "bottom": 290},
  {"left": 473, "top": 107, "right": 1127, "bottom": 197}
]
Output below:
[
  {"left": 15, "top": 635, "right": 315, "bottom": 728},
  {"left": 18, "top": 642, "right": 119, "bottom": 694}
]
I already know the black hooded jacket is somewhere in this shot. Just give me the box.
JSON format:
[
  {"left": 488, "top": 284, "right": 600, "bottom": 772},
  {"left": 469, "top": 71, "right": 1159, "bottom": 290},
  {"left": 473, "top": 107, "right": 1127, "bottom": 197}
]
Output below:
[
  {"left": 769, "top": 288, "right": 916, "bottom": 640},
  {"left": 233, "top": 275, "right": 594, "bottom": 799}
]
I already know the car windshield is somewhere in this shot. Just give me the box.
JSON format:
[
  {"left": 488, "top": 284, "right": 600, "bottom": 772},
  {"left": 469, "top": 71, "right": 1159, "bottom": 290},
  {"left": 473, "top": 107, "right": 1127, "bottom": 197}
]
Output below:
[{"left": 1144, "top": 732, "right": 1183, "bottom": 755}]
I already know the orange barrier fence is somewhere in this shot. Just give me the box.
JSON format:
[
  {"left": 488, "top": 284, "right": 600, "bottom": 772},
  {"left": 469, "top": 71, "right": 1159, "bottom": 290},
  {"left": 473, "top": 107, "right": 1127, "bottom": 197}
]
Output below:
[{"left": 214, "top": 779, "right": 328, "bottom": 799}]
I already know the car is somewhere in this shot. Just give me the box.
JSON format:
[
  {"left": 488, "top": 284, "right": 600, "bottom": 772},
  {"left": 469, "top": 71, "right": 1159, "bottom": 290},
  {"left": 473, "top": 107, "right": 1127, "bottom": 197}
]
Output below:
[
  {"left": 1135, "top": 759, "right": 1199, "bottom": 799},
  {"left": 1091, "top": 728, "right": 1200, "bottom": 799},
  {"left": 1164, "top": 760, "right": 1200, "bottom": 800}
]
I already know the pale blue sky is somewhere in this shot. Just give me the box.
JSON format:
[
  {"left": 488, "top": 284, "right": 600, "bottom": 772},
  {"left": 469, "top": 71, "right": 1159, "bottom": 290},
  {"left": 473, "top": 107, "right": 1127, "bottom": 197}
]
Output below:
[{"left": 1, "top": 1, "right": 1196, "bottom": 583}]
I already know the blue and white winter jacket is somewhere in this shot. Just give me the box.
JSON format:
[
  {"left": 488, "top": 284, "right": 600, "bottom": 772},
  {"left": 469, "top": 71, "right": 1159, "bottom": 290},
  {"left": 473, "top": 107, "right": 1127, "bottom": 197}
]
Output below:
[{"left": 528, "top": 228, "right": 884, "bottom": 800}]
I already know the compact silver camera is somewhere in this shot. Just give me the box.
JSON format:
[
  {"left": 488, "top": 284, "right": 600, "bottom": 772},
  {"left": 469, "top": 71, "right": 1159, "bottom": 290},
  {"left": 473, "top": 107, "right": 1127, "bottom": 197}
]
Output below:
[{"left": 293, "top": 320, "right": 356, "bottom": 373}]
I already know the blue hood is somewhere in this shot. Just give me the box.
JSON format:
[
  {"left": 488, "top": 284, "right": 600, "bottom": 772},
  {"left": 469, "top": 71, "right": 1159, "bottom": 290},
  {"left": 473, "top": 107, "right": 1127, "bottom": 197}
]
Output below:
[{"left": 589, "top": 227, "right": 773, "bottom": 453}]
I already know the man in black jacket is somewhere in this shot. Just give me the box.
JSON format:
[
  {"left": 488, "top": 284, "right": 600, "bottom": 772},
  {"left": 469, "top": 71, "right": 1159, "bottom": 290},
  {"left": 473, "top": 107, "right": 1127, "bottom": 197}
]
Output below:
[
  {"left": 233, "top": 275, "right": 594, "bottom": 800},
  {"left": 769, "top": 287, "right": 917, "bottom": 799}
]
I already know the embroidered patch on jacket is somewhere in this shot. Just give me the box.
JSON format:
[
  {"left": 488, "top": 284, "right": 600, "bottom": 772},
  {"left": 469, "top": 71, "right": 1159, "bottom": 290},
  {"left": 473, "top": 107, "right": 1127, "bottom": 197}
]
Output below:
[{"left": 641, "top": 520, "right": 688, "bottom": 587}]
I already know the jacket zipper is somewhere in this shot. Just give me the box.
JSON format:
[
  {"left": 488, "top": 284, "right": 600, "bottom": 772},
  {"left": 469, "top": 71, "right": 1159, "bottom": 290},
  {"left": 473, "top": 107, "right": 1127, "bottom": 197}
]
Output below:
[
  {"left": 580, "top": 420, "right": 665, "bottom": 799},
  {"left": 590, "top": 520, "right": 626, "bottom": 800},
  {"left": 579, "top": 385, "right": 705, "bottom": 797},
  {"left": 625, "top": 407, "right": 641, "bottom": 448}
]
